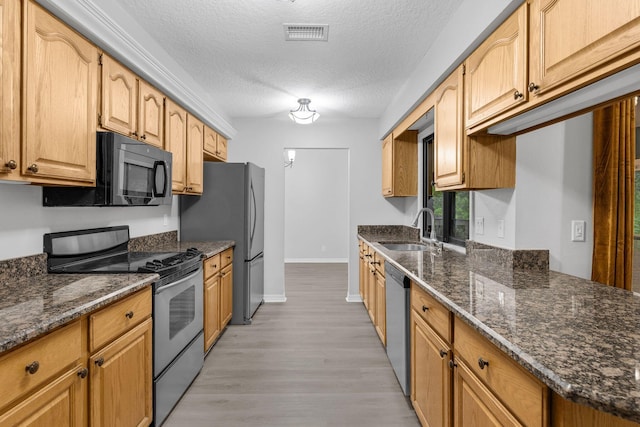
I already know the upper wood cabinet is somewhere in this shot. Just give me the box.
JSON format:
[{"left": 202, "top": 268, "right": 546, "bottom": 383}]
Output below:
[
  {"left": 203, "top": 125, "right": 228, "bottom": 162},
  {"left": 186, "top": 114, "right": 204, "bottom": 194},
  {"left": 100, "top": 54, "right": 164, "bottom": 148},
  {"left": 529, "top": 0, "right": 640, "bottom": 103},
  {"left": 434, "top": 66, "right": 465, "bottom": 189},
  {"left": 23, "top": 0, "right": 97, "bottom": 185},
  {"left": 165, "top": 98, "right": 188, "bottom": 193},
  {"left": 0, "top": 0, "right": 21, "bottom": 181},
  {"left": 381, "top": 131, "right": 418, "bottom": 197},
  {"left": 465, "top": 4, "right": 528, "bottom": 130}
]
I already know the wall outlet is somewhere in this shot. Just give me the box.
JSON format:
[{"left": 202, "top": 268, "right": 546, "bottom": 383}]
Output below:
[
  {"left": 497, "top": 220, "right": 505, "bottom": 238},
  {"left": 571, "top": 220, "right": 586, "bottom": 242},
  {"left": 475, "top": 217, "right": 484, "bottom": 235},
  {"left": 163, "top": 214, "right": 168, "bottom": 226}
]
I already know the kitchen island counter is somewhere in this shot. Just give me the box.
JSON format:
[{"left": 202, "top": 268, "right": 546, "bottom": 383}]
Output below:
[{"left": 359, "top": 228, "right": 640, "bottom": 424}]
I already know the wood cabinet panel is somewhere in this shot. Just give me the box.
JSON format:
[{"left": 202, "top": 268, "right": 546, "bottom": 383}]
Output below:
[
  {"left": 529, "top": 0, "right": 640, "bottom": 101},
  {"left": 0, "top": 0, "right": 21, "bottom": 180},
  {"left": 381, "top": 134, "right": 393, "bottom": 196},
  {"left": 221, "top": 248, "right": 233, "bottom": 268},
  {"left": 204, "top": 273, "right": 221, "bottom": 352},
  {"left": 23, "top": 0, "right": 97, "bottom": 184},
  {"left": 203, "top": 126, "right": 227, "bottom": 162},
  {"left": 204, "top": 253, "right": 221, "bottom": 280},
  {"left": 165, "top": 99, "right": 188, "bottom": 193},
  {"left": 411, "top": 311, "right": 451, "bottom": 427},
  {"left": 90, "top": 318, "right": 153, "bottom": 427},
  {"left": 138, "top": 80, "right": 164, "bottom": 148},
  {"left": 411, "top": 283, "right": 451, "bottom": 344},
  {"left": 100, "top": 55, "right": 137, "bottom": 137},
  {"left": 375, "top": 271, "right": 386, "bottom": 346},
  {"left": 186, "top": 114, "right": 204, "bottom": 194},
  {"left": 220, "top": 263, "right": 233, "bottom": 328},
  {"left": 465, "top": 4, "right": 528, "bottom": 129},
  {"left": 434, "top": 65, "right": 465, "bottom": 188},
  {"left": 551, "top": 392, "right": 640, "bottom": 427},
  {"left": 382, "top": 131, "right": 418, "bottom": 197}
]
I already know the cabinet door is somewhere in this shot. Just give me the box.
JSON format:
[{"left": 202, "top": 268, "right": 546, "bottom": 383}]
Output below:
[
  {"left": 411, "top": 311, "right": 451, "bottom": 427},
  {"left": 367, "top": 267, "right": 377, "bottom": 323},
  {"left": 220, "top": 263, "right": 233, "bottom": 328},
  {"left": 0, "top": 364, "right": 86, "bottom": 427},
  {"left": 0, "top": 0, "right": 20, "bottom": 180},
  {"left": 100, "top": 55, "right": 137, "bottom": 138},
  {"left": 358, "top": 249, "right": 365, "bottom": 300},
  {"left": 216, "top": 135, "right": 228, "bottom": 161},
  {"left": 381, "top": 134, "right": 393, "bottom": 196},
  {"left": 529, "top": 0, "right": 640, "bottom": 99},
  {"left": 186, "top": 114, "right": 204, "bottom": 194},
  {"left": 165, "top": 99, "right": 188, "bottom": 193},
  {"left": 203, "top": 125, "right": 218, "bottom": 158},
  {"left": 23, "top": 0, "right": 97, "bottom": 184},
  {"left": 138, "top": 80, "right": 164, "bottom": 148},
  {"left": 204, "top": 274, "right": 221, "bottom": 352},
  {"left": 465, "top": 4, "right": 528, "bottom": 129},
  {"left": 434, "top": 65, "right": 465, "bottom": 189},
  {"left": 375, "top": 272, "right": 386, "bottom": 346},
  {"left": 453, "top": 357, "right": 522, "bottom": 427},
  {"left": 90, "top": 318, "right": 153, "bottom": 427}
]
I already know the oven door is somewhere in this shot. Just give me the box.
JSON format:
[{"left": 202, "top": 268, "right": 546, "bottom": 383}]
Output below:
[{"left": 153, "top": 266, "right": 203, "bottom": 377}]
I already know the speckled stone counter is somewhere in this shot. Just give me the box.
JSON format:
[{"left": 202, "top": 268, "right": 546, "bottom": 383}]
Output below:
[
  {"left": 138, "top": 240, "right": 235, "bottom": 258},
  {"left": 0, "top": 273, "right": 157, "bottom": 353},
  {"left": 359, "top": 231, "right": 640, "bottom": 423}
]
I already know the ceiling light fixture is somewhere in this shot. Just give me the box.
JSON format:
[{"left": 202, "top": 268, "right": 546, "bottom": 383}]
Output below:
[{"left": 289, "top": 98, "right": 320, "bottom": 124}]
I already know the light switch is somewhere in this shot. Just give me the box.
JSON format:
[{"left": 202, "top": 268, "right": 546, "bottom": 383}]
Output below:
[
  {"left": 571, "top": 220, "right": 586, "bottom": 242},
  {"left": 497, "top": 220, "right": 505, "bottom": 238},
  {"left": 475, "top": 217, "right": 484, "bottom": 235}
]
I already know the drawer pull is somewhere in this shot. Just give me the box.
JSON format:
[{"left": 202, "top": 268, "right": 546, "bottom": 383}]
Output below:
[
  {"left": 25, "top": 361, "right": 40, "bottom": 375},
  {"left": 95, "top": 357, "right": 105, "bottom": 367},
  {"left": 77, "top": 368, "right": 88, "bottom": 379},
  {"left": 422, "top": 305, "right": 429, "bottom": 312},
  {"left": 125, "top": 311, "right": 134, "bottom": 319},
  {"left": 439, "top": 349, "right": 447, "bottom": 358},
  {"left": 478, "top": 357, "right": 490, "bottom": 370}
]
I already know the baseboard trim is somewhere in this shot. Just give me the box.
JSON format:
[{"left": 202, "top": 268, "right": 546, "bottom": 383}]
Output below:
[
  {"left": 346, "top": 294, "right": 363, "bottom": 303},
  {"left": 263, "top": 294, "right": 287, "bottom": 303},
  {"left": 284, "top": 258, "right": 348, "bottom": 263}
]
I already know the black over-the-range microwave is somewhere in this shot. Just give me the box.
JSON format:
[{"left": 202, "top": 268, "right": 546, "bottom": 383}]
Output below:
[{"left": 43, "top": 132, "right": 173, "bottom": 207}]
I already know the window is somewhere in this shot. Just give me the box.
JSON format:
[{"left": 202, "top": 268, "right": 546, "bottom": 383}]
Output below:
[{"left": 422, "top": 134, "right": 469, "bottom": 246}]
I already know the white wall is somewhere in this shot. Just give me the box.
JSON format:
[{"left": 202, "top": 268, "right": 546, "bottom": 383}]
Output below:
[
  {"left": 284, "top": 149, "right": 349, "bottom": 263},
  {"left": 229, "top": 117, "right": 413, "bottom": 302},
  {"left": 473, "top": 113, "right": 594, "bottom": 278},
  {"left": 0, "top": 184, "right": 179, "bottom": 260}
]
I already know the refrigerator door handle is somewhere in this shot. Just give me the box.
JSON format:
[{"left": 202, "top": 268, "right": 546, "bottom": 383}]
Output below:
[{"left": 250, "top": 181, "right": 257, "bottom": 249}]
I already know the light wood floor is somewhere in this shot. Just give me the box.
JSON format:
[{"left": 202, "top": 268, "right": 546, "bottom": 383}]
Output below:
[{"left": 163, "top": 263, "right": 420, "bottom": 427}]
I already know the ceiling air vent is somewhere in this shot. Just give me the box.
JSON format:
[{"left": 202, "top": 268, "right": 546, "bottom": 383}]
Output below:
[{"left": 283, "top": 24, "right": 329, "bottom": 41}]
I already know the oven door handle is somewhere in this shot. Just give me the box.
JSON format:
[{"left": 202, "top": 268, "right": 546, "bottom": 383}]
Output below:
[{"left": 155, "top": 268, "right": 202, "bottom": 294}]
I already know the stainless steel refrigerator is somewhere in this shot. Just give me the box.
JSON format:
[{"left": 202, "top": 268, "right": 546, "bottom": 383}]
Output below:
[{"left": 180, "top": 162, "right": 265, "bottom": 324}]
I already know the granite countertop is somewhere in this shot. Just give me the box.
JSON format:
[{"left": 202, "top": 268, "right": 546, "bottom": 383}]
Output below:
[
  {"left": 0, "top": 236, "right": 235, "bottom": 356},
  {"left": 359, "top": 227, "right": 640, "bottom": 423}
]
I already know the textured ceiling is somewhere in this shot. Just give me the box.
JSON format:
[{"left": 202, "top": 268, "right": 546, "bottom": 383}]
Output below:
[{"left": 111, "top": 0, "right": 464, "bottom": 121}]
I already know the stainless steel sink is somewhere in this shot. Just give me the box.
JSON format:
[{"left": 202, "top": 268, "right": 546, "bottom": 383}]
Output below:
[{"left": 380, "top": 242, "right": 430, "bottom": 251}]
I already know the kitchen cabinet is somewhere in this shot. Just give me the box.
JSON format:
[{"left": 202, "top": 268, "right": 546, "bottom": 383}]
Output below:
[
  {"left": 166, "top": 100, "right": 203, "bottom": 194},
  {"left": 0, "top": 0, "right": 21, "bottom": 181},
  {"left": 220, "top": 248, "right": 234, "bottom": 329},
  {"left": 0, "top": 321, "right": 85, "bottom": 426},
  {"left": 89, "top": 287, "right": 153, "bottom": 427},
  {"left": 465, "top": 4, "right": 528, "bottom": 130},
  {"left": 23, "top": 0, "right": 97, "bottom": 185},
  {"left": 374, "top": 267, "right": 386, "bottom": 345},
  {"left": 528, "top": 0, "right": 640, "bottom": 105},
  {"left": 411, "top": 311, "right": 451, "bottom": 427},
  {"left": 99, "top": 54, "right": 165, "bottom": 148},
  {"left": 359, "top": 242, "right": 386, "bottom": 346},
  {"left": 551, "top": 393, "right": 640, "bottom": 427},
  {"left": 367, "top": 254, "right": 377, "bottom": 325},
  {"left": 434, "top": 65, "right": 516, "bottom": 191},
  {"left": 382, "top": 131, "right": 418, "bottom": 197},
  {"left": 204, "top": 253, "right": 222, "bottom": 352},
  {"left": 203, "top": 125, "right": 228, "bottom": 162},
  {"left": 358, "top": 242, "right": 366, "bottom": 301}
]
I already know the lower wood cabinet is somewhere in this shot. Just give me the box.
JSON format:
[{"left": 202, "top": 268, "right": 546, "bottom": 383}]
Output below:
[
  {"left": 203, "top": 248, "right": 234, "bottom": 353},
  {"left": 220, "top": 249, "right": 233, "bottom": 329},
  {"left": 375, "top": 269, "right": 386, "bottom": 345},
  {"left": 358, "top": 241, "right": 387, "bottom": 346}
]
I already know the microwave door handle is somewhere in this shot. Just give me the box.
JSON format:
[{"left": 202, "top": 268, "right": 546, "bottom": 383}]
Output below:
[{"left": 153, "top": 160, "right": 168, "bottom": 197}]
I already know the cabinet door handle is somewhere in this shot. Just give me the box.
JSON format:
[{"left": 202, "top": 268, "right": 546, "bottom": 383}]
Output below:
[
  {"left": 25, "top": 361, "right": 40, "bottom": 375},
  {"left": 528, "top": 82, "right": 539, "bottom": 93},
  {"left": 77, "top": 368, "right": 88, "bottom": 379},
  {"left": 140, "top": 134, "right": 147, "bottom": 140},
  {"left": 422, "top": 305, "right": 429, "bottom": 312},
  {"left": 439, "top": 349, "right": 448, "bottom": 358},
  {"left": 513, "top": 90, "right": 524, "bottom": 99},
  {"left": 131, "top": 131, "right": 139, "bottom": 137},
  {"left": 125, "top": 311, "right": 134, "bottom": 319},
  {"left": 27, "top": 164, "right": 38, "bottom": 173},
  {"left": 95, "top": 357, "right": 105, "bottom": 367},
  {"left": 448, "top": 359, "right": 457, "bottom": 369},
  {"left": 478, "top": 357, "right": 489, "bottom": 370},
  {"left": 5, "top": 160, "right": 17, "bottom": 170}
]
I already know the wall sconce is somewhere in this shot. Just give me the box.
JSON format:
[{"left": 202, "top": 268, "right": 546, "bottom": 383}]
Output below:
[
  {"left": 284, "top": 149, "right": 296, "bottom": 168},
  {"left": 289, "top": 98, "right": 320, "bottom": 124}
]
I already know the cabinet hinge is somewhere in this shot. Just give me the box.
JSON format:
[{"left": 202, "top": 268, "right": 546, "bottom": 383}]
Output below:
[
  {"left": 98, "top": 53, "right": 103, "bottom": 66},
  {"left": 97, "top": 113, "right": 102, "bottom": 127},
  {"left": 462, "top": 64, "right": 466, "bottom": 75},
  {"left": 462, "top": 172, "right": 465, "bottom": 183}
]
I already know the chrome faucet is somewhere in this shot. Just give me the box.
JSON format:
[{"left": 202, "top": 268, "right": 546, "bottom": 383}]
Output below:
[{"left": 411, "top": 207, "right": 437, "bottom": 241}]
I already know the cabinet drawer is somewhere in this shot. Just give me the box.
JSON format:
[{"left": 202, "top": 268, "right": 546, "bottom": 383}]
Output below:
[
  {"left": 0, "top": 320, "right": 81, "bottom": 409},
  {"left": 411, "top": 283, "right": 451, "bottom": 343},
  {"left": 221, "top": 248, "right": 233, "bottom": 268},
  {"left": 454, "top": 317, "right": 547, "bottom": 427},
  {"left": 204, "top": 253, "right": 221, "bottom": 279},
  {"left": 90, "top": 287, "right": 152, "bottom": 352}
]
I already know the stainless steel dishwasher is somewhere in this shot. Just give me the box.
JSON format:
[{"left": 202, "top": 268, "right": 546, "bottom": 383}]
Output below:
[{"left": 385, "top": 261, "right": 411, "bottom": 396}]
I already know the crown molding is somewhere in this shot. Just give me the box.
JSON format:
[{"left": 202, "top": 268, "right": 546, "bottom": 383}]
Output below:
[{"left": 34, "top": 0, "right": 237, "bottom": 139}]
